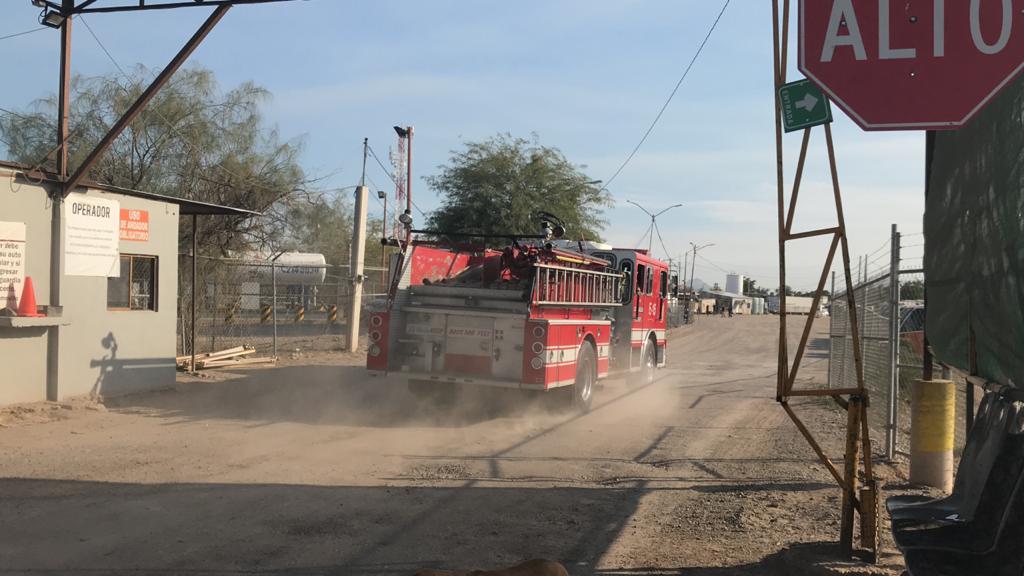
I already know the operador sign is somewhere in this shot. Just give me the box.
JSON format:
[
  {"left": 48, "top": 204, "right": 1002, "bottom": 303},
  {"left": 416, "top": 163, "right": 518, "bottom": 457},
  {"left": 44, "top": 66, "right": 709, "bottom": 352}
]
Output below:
[
  {"left": 800, "top": 0, "right": 1024, "bottom": 130},
  {"left": 70, "top": 201, "right": 112, "bottom": 218}
]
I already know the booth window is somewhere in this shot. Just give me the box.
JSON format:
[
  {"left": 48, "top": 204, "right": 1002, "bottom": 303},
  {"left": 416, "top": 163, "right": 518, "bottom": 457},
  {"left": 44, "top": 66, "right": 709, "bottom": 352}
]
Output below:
[{"left": 108, "top": 255, "right": 157, "bottom": 311}]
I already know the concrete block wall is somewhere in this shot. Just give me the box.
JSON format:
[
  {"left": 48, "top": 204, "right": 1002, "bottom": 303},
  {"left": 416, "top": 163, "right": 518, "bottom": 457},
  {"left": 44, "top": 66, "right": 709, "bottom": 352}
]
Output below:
[{"left": 0, "top": 169, "right": 180, "bottom": 404}]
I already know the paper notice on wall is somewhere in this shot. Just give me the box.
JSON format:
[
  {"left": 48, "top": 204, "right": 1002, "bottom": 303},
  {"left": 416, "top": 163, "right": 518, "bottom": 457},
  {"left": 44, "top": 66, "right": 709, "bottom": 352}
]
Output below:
[
  {"left": 0, "top": 221, "right": 26, "bottom": 309},
  {"left": 65, "top": 196, "right": 120, "bottom": 277}
]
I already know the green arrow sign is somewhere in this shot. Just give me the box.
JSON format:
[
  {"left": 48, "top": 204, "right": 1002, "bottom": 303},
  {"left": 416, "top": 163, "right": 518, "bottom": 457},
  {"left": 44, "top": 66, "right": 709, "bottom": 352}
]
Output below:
[{"left": 779, "top": 79, "right": 832, "bottom": 133}]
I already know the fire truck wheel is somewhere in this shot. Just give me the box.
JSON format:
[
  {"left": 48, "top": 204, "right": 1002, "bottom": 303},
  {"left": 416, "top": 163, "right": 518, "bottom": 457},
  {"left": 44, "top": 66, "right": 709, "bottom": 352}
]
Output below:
[
  {"left": 632, "top": 339, "right": 657, "bottom": 386},
  {"left": 571, "top": 343, "right": 596, "bottom": 412}
]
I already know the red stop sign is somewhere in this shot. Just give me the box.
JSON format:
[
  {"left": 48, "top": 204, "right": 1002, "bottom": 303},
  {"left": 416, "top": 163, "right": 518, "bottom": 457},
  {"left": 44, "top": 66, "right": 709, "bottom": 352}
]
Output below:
[{"left": 800, "top": 0, "right": 1024, "bottom": 130}]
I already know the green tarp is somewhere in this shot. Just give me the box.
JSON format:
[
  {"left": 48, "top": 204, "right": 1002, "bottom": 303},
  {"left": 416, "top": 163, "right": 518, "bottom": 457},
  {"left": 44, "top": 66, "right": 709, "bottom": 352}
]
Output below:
[{"left": 926, "top": 78, "right": 1024, "bottom": 388}]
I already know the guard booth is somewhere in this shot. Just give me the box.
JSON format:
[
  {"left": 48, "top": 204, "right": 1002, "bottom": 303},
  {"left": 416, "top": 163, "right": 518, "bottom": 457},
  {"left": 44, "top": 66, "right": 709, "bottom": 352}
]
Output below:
[{"left": 0, "top": 162, "right": 255, "bottom": 405}]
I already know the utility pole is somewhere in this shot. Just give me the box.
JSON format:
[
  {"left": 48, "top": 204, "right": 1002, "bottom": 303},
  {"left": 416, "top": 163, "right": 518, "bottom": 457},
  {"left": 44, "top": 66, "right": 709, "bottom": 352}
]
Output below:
[
  {"left": 46, "top": 0, "right": 74, "bottom": 401},
  {"left": 361, "top": 137, "right": 368, "bottom": 186},
  {"left": 626, "top": 201, "right": 682, "bottom": 257},
  {"left": 689, "top": 242, "right": 715, "bottom": 295},
  {"left": 347, "top": 186, "right": 369, "bottom": 351},
  {"left": 378, "top": 190, "right": 388, "bottom": 286}
]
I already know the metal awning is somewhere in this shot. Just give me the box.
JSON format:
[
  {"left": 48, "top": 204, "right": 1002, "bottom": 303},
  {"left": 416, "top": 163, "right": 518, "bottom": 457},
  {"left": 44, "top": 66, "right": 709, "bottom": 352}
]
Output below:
[
  {"left": 94, "top": 183, "right": 261, "bottom": 216},
  {"left": 0, "top": 161, "right": 260, "bottom": 216}
]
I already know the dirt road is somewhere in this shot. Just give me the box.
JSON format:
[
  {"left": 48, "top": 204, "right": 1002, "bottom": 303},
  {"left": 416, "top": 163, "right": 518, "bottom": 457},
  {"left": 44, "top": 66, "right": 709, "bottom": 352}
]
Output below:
[{"left": 0, "top": 316, "right": 908, "bottom": 575}]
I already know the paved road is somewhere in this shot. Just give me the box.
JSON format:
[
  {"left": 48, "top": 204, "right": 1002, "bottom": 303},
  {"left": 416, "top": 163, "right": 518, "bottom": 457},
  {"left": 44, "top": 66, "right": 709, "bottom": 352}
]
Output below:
[{"left": 0, "top": 316, "right": 902, "bottom": 575}]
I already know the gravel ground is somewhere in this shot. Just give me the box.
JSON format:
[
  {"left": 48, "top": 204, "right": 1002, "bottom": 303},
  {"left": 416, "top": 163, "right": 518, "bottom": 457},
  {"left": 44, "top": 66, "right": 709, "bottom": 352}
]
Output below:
[{"left": 0, "top": 316, "right": 920, "bottom": 575}]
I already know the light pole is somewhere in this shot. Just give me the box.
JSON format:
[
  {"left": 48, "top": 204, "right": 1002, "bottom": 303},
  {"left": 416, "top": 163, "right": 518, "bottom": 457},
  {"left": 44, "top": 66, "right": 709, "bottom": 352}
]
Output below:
[
  {"left": 626, "top": 200, "right": 682, "bottom": 257},
  {"left": 378, "top": 190, "right": 387, "bottom": 285},
  {"left": 688, "top": 242, "right": 715, "bottom": 295}
]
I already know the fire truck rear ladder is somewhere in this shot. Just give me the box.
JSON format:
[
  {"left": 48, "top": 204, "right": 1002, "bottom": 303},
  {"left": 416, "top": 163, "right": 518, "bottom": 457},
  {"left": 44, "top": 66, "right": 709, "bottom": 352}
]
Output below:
[{"left": 531, "top": 264, "right": 623, "bottom": 307}]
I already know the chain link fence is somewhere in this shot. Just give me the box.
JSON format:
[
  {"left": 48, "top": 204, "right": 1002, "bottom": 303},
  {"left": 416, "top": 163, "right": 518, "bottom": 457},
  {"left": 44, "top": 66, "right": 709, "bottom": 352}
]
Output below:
[
  {"left": 177, "top": 254, "right": 389, "bottom": 360},
  {"left": 828, "top": 227, "right": 950, "bottom": 459}
]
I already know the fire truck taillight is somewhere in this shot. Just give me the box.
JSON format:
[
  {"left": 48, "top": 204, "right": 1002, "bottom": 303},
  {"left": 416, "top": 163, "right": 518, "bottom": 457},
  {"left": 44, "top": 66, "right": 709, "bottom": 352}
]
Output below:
[
  {"left": 369, "top": 344, "right": 381, "bottom": 357},
  {"left": 531, "top": 341, "right": 545, "bottom": 355},
  {"left": 530, "top": 357, "right": 544, "bottom": 370},
  {"left": 370, "top": 315, "right": 384, "bottom": 328},
  {"left": 532, "top": 325, "right": 546, "bottom": 339},
  {"left": 370, "top": 331, "right": 382, "bottom": 343}
]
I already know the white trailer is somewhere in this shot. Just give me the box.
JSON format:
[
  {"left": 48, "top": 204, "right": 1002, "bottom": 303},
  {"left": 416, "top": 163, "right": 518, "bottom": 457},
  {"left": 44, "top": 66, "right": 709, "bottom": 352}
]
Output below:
[{"left": 767, "top": 295, "right": 821, "bottom": 315}]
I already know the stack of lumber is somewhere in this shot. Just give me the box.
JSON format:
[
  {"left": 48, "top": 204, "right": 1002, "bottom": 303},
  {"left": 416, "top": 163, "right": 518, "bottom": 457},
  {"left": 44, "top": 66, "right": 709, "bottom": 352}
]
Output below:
[{"left": 176, "top": 346, "right": 276, "bottom": 371}]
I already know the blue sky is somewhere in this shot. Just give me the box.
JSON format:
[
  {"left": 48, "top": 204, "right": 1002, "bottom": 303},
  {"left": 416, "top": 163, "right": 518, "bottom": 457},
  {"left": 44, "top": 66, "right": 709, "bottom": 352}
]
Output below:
[{"left": 0, "top": 1, "right": 924, "bottom": 290}]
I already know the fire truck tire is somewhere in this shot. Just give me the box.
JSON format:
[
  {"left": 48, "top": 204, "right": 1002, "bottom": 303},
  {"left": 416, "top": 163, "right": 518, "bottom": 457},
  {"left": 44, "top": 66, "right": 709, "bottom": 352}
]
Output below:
[
  {"left": 571, "top": 343, "right": 596, "bottom": 412},
  {"left": 632, "top": 338, "right": 657, "bottom": 386}
]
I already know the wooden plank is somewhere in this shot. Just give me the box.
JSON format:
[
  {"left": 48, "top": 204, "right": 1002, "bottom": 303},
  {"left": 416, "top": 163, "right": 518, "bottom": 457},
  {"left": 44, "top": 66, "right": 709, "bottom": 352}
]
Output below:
[
  {"left": 176, "top": 346, "right": 248, "bottom": 363},
  {"left": 785, "top": 128, "right": 812, "bottom": 234},
  {"left": 787, "top": 387, "right": 861, "bottom": 397},
  {"left": 840, "top": 395, "right": 864, "bottom": 555},
  {"left": 772, "top": 0, "right": 789, "bottom": 401},
  {"left": 786, "top": 226, "right": 842, "bottom": 241},
  {"left": 781, "top": 402, "right": 846, "bottom": 489},
  {"left": 786, "top": 233, "right": 841, "bottom": 394},
  {"left": 198, "top": 356, "right": 275, "bottom": 369}
]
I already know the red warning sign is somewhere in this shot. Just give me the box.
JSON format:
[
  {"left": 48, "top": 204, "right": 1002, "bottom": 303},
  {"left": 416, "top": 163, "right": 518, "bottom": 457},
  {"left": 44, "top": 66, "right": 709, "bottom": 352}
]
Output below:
[{"left": 119, "top": 209, "right": 149, "bottom": 242}]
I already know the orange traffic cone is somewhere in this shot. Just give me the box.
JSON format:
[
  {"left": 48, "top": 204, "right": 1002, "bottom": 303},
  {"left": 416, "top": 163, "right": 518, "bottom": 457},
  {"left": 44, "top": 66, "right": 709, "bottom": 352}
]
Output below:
[
  {"left": 17, "top": 276, "right": 42, "bottom": 317},
  {"left": 4, "top": 282, "right": 16, "bottom": 310}
]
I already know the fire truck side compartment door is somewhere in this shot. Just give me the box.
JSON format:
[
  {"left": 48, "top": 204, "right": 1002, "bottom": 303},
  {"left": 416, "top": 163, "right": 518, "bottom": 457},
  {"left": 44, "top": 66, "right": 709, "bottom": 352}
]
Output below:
[{"left": 492, "top": 317, "right": 525, "bottom": 381}]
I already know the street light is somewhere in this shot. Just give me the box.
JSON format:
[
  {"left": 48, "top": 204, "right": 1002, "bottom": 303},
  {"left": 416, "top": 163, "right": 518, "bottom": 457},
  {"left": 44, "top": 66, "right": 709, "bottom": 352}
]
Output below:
[
  {"left": 377, "top": 190, "right": 388, "bottom": 285},
  {"left": 688, "top": 242, "right": 715, "bottom": 295},
  {"left": 626, "top": 200, "right": 683, "bottom": 256},
  {"left": 39, "top": 8, "right": 65, "bottom": 27}
]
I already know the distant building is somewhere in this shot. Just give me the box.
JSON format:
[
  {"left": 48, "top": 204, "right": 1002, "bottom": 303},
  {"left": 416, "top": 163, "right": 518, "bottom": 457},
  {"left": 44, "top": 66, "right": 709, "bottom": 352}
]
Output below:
[
  {"left": 702, "top": 290, "right": 753, "bottom": 315},
  {"left": 766, "top": 295, "right": 829, "bottom": 315}
]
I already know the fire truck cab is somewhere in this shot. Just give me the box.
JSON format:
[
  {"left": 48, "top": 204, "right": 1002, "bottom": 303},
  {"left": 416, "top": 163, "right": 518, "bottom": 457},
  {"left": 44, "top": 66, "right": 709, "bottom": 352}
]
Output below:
[{"left": 366, "top": 239, "right": 669, "bottom": 410}]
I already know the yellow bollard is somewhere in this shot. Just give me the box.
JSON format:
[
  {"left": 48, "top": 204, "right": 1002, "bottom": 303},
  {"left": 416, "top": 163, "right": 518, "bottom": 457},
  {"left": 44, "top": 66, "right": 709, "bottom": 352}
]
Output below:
[{"left": 910, "top": 379, "right": 956, "bottom": 492}]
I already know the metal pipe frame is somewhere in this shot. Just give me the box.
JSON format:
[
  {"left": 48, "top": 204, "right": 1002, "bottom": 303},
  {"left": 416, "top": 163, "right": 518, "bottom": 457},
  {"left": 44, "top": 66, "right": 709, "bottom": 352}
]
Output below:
[
  {"left": 771, "top": 0, "right": 877, "bottom": 561},
  {"left": 62, "top": 0, "right": 297, "bottom": 15},
  {"left": 62, "top": 5, "right": 231, "bottom": 196}
]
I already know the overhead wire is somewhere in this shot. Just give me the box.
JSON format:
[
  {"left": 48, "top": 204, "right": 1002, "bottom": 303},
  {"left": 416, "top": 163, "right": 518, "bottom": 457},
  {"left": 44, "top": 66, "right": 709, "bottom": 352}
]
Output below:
[
  {"left": 0, "top": 106, "right": 39, "bottom": 122},
  {"left": 78, "top": 14, "right": 301, "bottom": 201},
  {"left": 600, "top": 0, "right": 730, "bottom": 191},
  {"left": 697, "top": 252, "right": 730, "bottom": 275},
  {"left": 0, "top": 27, "right": 47, "bottom": 42},
  {"left": 366, "top": 143, "right": 427, "bottom": 218},
  {"left": 634, "top": 224, "right": 653, "bottom": 249},
  {"left": 653, "top": 222, "right": 673, "bottom": 261}
]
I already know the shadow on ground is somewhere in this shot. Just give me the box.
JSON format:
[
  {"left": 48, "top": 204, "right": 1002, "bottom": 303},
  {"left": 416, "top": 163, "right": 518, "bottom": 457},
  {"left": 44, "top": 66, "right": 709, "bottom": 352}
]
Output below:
[
  {"left": 0, "top": 478, "right": 897, "bottom": 576},
  {"left": 594, "top": 541, "right": 900, "bottom": 575},
  {"left": 0, "top": 478, "right": 643, "bottom": 576}
]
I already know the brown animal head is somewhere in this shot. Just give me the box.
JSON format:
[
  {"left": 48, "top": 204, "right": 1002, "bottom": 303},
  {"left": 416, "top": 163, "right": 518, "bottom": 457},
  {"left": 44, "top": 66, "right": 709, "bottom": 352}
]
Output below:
[{"left": 415, "top": 559, "right": 568, "bottom": 576}]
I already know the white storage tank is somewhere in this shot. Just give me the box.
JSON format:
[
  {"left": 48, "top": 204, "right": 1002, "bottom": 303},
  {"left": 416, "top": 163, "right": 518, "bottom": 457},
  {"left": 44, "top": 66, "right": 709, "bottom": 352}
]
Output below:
[
  {"left": 243, "top": 252, "right": 327, "bottom": 285},
  {"left": 726, "top": 273, "right": 745, "bottom": 295}
]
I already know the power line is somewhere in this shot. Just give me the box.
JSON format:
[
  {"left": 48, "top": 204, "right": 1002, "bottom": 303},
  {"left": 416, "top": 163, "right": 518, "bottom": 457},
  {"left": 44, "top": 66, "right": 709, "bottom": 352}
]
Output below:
[
  {"left": 366, "top": 144, "right": 395, "bottom": 185},
  {"left": 697, "top": 252, "right": 729, "bottom": 275},
  {"left": 601, "top": 0, "right": 730, "bottom": 191},
  {"left": 78, "top": 14, "right": 295, "bottom": 201},
  {"left": 653, "top": 222, "right": 673, "bottom": 261},
  {"left": 634, "top": 224, "right": 653, "bottom": 250},
  {"left": 0, "top": 27, "right": 47, "bottom": 42},
  {"left": 366, "top": 143, "right": 427, "bottom": 218},
  {"left": 0, "top": 106, "right": 40, "bottom": 122}
]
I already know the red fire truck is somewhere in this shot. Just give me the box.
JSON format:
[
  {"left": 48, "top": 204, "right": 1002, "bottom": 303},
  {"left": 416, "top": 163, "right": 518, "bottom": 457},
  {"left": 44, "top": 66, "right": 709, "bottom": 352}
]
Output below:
[{"left": 366, "top": 232, "right": 670, "bottom": 410}]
